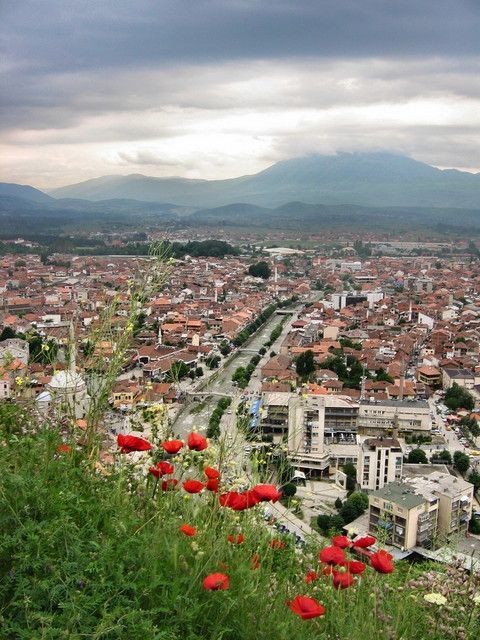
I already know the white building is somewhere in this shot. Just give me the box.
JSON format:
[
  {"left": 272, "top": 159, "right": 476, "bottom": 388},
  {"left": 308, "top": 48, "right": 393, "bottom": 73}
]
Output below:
[
  {"left": 357, "top": 437, "right": 403, "bottom": 491},
  {"left": 287, "top": 394, "right": 330, "bottom": 476},
  {"left": 358, "top": 399, "right": 431, "bottom": 436},
  {"left": 287, "top": 394, "right": 359, "bottom": 476},
  {"left": 0, "top": 338, "right": 29, "bottom": 365},
  {"left": 37, "top": 324, "right": 90, "bottom": 420}
]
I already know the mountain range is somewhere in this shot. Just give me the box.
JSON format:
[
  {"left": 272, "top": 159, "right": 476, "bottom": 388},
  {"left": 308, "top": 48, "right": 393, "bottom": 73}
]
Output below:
[
  {"left": 46, "top": 152, "right": 480, "bottom": 209},
  {"left": 1, "top": 153, "right": 480, "bottom": 233}
]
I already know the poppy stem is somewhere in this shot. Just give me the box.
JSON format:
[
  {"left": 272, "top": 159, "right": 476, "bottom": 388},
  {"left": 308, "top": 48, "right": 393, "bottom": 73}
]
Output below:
[{"left": 152, "top": 477, "right": 159, "bottom": 499}]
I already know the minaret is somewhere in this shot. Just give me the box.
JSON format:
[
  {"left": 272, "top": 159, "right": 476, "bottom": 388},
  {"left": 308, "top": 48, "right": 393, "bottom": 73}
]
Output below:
[
  {"left": 408, "top": 300, "right": 412, "bottom": 323},
  {"left": 69, "top": 321, "right": 76, "bottom": 373},
  {"left": 214, "top": 288, "right": 218, "bottom": 303},
  {"left": 392, "top": 411, "right": 399, "bottom": 440},
  {"left": 360, "top": 366, "right": 366, "bottom": 400},
  {"left": 158, "top": 326, "right": 163, "bottom": 345},
  {"left": 398, "top": 371, "right": 405, "bottom": 400}
]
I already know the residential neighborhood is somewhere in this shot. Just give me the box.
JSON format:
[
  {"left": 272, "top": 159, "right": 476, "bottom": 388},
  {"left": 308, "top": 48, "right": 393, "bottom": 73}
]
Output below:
[{"left": 1, "top": 241, "right": 480, "bottom": 564}]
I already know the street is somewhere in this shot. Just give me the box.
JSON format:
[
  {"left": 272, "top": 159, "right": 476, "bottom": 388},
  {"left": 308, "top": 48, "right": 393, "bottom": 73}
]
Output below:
[{"left": 171, "top": 304, "right": 301, "bottom": 439}]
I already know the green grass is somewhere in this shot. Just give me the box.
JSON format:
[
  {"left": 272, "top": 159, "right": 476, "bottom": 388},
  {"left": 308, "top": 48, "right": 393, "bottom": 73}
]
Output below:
[{"left": 1, "top": 426, "right": 479, "bottom": 639}]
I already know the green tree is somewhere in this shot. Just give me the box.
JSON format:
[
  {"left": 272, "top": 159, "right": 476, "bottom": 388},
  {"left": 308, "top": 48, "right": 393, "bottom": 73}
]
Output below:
[
  {"left": 295, "top": 350, "right": 315, "bottom": 378},
  {"left": 329, "top": 515, "right": 346, "bottom": 533},
  {"left": 453, "top": 450, "right": 470, "bottom": 475},
  {"left": 460, "top": 415, "right": 480, "bottom": 438},
  {"left": 248, "top": 261, "right": 271, "bottom": 279},
  {"left": 469, "top": 517, "right": 480, "bottom": 535},
  {"left": 340, "top": 492, "right": 368, "bottom": 524},
  {"left": 205, "top": 354, "right": 220, "bottom": 369},
  {"left": 407, "top": 448, "right": 428, "bottom": 464},
  {"left": 375, "top": 368, "right": 394, "bottom": 383},
  {"left": 444, "top": 383, "right": 474, "bottom": 411},
  {"left": 166, "top": 360, "right": 189, "bottom": 382},
  {"left": 281, "top": 483, "right": 297, "bottom": 497},
  {"left": 431, "top": 449, "right": 452, "bottom": 465},
  {"left": 316, "top": 514, "right": 331, "bottom": 534},
  {"left": 342, "top": 462, "right": 357, "bottom": 491},
  {"left": 0, "top": 326, "right": 16, "bottom": 341},
  {"left": 468, "top": 470, "right": 480, "bottom": 493},
  {"left": 346, "top": 491, "right": 369, "bottom": 513},
  {"left": 219, "top": 341, "right": 231, "bottom": 357}
]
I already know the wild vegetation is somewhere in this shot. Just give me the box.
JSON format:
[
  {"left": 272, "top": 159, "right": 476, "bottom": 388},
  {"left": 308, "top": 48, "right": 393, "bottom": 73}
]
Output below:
[{"left": 1, "top": 418, "right": 480, "bottom": 640}]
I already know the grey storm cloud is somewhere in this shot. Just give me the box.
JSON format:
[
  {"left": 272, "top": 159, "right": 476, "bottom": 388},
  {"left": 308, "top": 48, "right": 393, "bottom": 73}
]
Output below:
[
  {"left": 1, "top": 0, "right": 480, "bottom": 186},
  {"left": 2, "top": 0, "right": 480, "bottom": 74}
]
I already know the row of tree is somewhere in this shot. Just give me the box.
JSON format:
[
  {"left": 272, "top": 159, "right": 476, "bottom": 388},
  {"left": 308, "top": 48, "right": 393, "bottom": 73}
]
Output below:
[{"left": 206, "top": 397, "right": 232, "bottom": 439}]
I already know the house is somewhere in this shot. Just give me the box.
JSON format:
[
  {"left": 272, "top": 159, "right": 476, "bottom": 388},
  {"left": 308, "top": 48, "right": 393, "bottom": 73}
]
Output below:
[
  {"left": 261, "top": 354, "right": 294, "bottom": 382},
  {"left": 442, "top": 367, "right": 475, "bottom": 390},
  {"left": 0, "top": 338, "right": 29, "bottom": 365},
  {"left": 416, "top": 365, "right": 442, "bottom": 387}
]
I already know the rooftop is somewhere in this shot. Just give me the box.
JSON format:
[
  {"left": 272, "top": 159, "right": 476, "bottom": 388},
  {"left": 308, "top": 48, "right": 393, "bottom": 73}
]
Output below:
[{"left": 371, "top": 482, "right": 426, "bottom": 509}]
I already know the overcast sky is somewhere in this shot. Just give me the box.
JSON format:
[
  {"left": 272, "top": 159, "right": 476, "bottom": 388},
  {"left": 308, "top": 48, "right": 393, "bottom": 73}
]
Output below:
[{"left": 1, "top": 0, "right": 480, "bottom": 188}]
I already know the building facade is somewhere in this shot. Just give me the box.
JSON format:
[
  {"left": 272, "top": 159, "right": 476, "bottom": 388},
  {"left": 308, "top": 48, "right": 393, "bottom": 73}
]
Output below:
[
  {"left": 358, "top": 399, "right": 431, "bottom": 437},
  {"left": 368, "top": 471, "right": 473, "bottom": 550},
  {"left": 357, "top": 437, "right": 403, "bottom": 491}
]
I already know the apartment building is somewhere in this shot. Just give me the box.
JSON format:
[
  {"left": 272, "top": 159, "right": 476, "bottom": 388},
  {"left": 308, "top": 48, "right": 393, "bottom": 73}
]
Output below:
[
  {"left": 258, "top": 391, "right": 292, "bottom": 439},
  {"left": 406, "top": 471, "right": 473, "bottom": 541},
  {"left": 369, "top": 482, "right": 437, "bottom": 550},
  {"left": 358, "top": 399, "right": 431, "bottom": 437},
  {"left": 368, "top": 471, "right": 473, "bottom": 550},
  {"left": 287, "top": 394, "right": 331, "bottom": 476},
  {"left": 357, "top": 437, "right": 403, "bottom": 491}
]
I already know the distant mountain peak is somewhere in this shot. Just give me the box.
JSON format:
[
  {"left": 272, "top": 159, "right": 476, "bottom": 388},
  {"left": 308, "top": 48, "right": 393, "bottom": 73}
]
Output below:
[
  {"left": 41, "top": 151, "right": 480, "bottom": 209},
  {"left": 0, "top": 182, "right": 52, "bottom": 203}
]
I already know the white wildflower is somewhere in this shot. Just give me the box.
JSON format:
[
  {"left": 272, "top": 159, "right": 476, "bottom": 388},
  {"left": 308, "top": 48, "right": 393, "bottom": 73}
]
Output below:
[{"left": 424, "top": 593, "right": 447, "bottom": 606}]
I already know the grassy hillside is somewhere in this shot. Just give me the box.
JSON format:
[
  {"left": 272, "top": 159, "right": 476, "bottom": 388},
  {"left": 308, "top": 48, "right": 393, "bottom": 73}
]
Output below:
[{"left": 1, "top": 417, "right": 479, "bottom": 639}]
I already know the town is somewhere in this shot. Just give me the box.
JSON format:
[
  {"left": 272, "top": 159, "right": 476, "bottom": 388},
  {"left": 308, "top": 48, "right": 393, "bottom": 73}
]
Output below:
[{"left": 2, "top": 237, "right": 480, "bottom": 568}]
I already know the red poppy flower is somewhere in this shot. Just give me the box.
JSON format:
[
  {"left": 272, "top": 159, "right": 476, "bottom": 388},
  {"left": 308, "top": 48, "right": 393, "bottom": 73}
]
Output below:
[
  {"left": 117, "top": 434, "right": 152, "bottom": 453},
  {"left": 305, "top": 570, "right": 319, "bottom": 584},
  {"left": 161, "top": 478, "right": 178, "bottom": 490},
  {"left": 227, "top": 534, "right": 245, "bottom": 544},
  {"left": 219, "top": 490, "right": 259, "bottom": 510},
  {"left": 251, "top": 553, "right": 260, "bottom": 570},
  {"left": 158, "top": 461, "right": 174, "bottom": 474},
  {"left": 206, "top": 478, "right": 220, "bottom": 492},
  {"left": 56, "top": 444, "right": 71, "bottom": 454},
  {"left": 370, "top": 550, "right": 394, "bottom": 574},
  {"left": 182, "top": 479, "right": 205, "bottom": 494},
  {"left": 243, "top": 490, "right": 261, "bottom": 508},
  {"left": 333, "top": 571, "right": 355, "bottom": 589},
  {"left": 202, "top": 572, "right": 229, "bottom": 591},
  {"left": 162, "top": 439, "right": 183, "bottom": 454},
  {"left": 319, "top": 546, "right": 346, "bottom": 565},
  {"left": 149, "top": 461, "right": 175, "bottom": 478},
  {"left": 269, "top": 539, "right": 286, "bottom": 549},
  {"left": 219, "top": 491, "right": 240, "bottom": 507},
  {"left": 149, "top": 466, "right": 162, "bottom": 478},
  {"left": 187, "top": 432, "right": 208, "bottom": 451},
  {"left": 179, "top": 524, "right": 197, "bottom": 536},
  {"left": 287, "top": 595, "right": 325, "bottom": 620},
  {"left": 230, "top": 494, "right": 251, "bottom": 511},
  {"left": 342, "top": 560, "right": 366, "bottom": 575},
  {"left": 332, "top": 535, "right": 352, "bottom": 549},
  {"left": 204, "top": 466, "right": 220, "bottom": 479},
  {"left": 353, "top": 535, "right": 376, "bottom": 548},
  {"left": 251, "top": 484, "right": 282, "bottom": 502}
]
